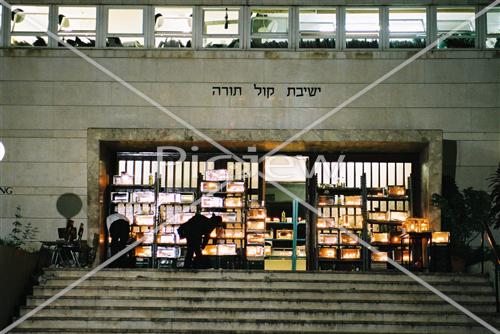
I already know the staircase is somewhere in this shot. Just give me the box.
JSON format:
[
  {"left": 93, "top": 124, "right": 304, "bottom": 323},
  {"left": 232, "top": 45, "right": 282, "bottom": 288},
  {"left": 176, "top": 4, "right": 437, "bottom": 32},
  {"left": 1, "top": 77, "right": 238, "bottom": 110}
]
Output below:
[{"left": 9, "top": 268, "right": 500, "bottom": 334}]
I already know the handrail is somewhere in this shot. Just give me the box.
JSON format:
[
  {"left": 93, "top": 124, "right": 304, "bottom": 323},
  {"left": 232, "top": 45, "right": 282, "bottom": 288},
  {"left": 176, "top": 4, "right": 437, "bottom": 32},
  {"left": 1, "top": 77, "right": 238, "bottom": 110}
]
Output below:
[{"left": 481, "top": 220, "right": 500, "bottom": 313}]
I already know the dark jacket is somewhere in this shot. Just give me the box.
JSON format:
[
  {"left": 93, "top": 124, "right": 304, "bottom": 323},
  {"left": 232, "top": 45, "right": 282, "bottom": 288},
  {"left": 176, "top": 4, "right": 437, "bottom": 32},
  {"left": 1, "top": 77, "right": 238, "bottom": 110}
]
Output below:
[
  {"left": 109, "top": 219, "right": 130, "bottom": 243},
  {"left": 178, "top": 214, "right": 221, "bottom": 245}
]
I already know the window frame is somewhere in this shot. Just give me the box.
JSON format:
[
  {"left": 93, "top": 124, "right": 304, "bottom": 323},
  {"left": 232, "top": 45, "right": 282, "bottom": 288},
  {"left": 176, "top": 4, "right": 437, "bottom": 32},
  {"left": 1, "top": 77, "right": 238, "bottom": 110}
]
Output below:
[
  {"left": 1, "top": 4, "right": 496, "bottom": 51},
  {"left": 153, "top": 6, "right": 194, "bottom": 49},
  {"left": 9, "top": 5, "right": 51, "bottom": 47},
  {"left": 249, "top": 6, "right": 291, "bottom": 50},
  {"left": 387, "top": 6, "right": 428, "bottom": 49},
  {"left": 201, "top": 6, "right": 242, "bottom": 49},
  {"left": 56, "top": 5, "right": 97, "bottom": 48},
  {"left": 0, "top": 5, "right": 5, "bottom": 47},
  {"left": 485, "top": 6, "right": 500, "bottom": 49},
  {"left": 344, "top": 7, "right": 381, "bottom": 50},
  {"left": 297, "top": 7, "right": 338, "bottom": 50},
  {"left": 104, "top": 5, "right": 147, "bottom": 48},
  {"left": 435, "top": 6, "right": 477, "bottom": 49}
]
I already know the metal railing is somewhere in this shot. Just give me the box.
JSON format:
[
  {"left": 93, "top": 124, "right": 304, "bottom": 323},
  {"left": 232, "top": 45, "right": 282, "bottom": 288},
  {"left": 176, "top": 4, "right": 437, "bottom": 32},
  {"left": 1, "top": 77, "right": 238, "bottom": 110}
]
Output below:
[{"left": 481, "top": 221, "right": 500, "bottom": 313}]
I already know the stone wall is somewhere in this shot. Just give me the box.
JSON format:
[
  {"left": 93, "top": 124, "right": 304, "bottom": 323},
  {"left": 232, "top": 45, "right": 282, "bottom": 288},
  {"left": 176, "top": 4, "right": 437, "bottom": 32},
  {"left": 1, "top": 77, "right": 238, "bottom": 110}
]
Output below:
[{"left": 0, "top": 48, "right": 498, "bottom": 242}]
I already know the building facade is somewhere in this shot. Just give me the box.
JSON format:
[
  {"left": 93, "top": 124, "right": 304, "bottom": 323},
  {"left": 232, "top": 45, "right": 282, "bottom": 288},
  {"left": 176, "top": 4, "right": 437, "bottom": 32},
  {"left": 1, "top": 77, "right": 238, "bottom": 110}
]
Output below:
[{"left": 0, "top": 1, "right": 498, "bottom": 257}]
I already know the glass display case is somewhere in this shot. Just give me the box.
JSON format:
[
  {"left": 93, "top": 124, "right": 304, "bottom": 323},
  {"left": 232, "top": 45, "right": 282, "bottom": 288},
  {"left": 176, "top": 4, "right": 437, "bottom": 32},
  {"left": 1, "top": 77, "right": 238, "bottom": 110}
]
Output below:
[
  {"left": 372, "top": 251, "right": 388, "bottom": 262},
  {"left": 432, "top": 232, "right": 450, "bottom": 244},
  {"left": 403, "top": 218, "right": 430, "bottom": 233},
  {"left": 315, "top": 183, "right": 364, "bottom": 270},
  {"left": 319, "top": 247, "right": 336, "bottom": 259},
  {"left": 201, "top": 196, "right": 224, "bottom": 208},
  {"left": 132, "top": 191, "right": 155, "bottom": 203},
  {"left": 157, "top": 246, "right": 181, "bottom": 258},
  {"left": 371, "top": 232, "right": 389, "bottom": 244},
  {"left": 202, "top": 243, "right": 237, "bottom": 256},
  {"left": 318, "top": 233, "right": 338, "bottom": 245},
  {"left": 341, "top": 248, "right": 361, "bottom": 260},
  {"left": 246, "top": 206, "right": 267, "bottom": 264},
  {"left": 199, "top": 169, "right": 247, "bottom": 268},
  {"left": 246, "top": 245, "right": 265, "bottom": 257}
]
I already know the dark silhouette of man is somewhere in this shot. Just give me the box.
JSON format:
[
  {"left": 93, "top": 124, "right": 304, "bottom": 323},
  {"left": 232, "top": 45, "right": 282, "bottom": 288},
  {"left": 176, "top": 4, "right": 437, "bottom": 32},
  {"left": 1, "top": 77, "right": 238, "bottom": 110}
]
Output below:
[
  {"left": 178, "top": 214, "right": 223, "bottom": 268},
  {"left": 108, "top": 216, "right": 130, "bottom": 267}
]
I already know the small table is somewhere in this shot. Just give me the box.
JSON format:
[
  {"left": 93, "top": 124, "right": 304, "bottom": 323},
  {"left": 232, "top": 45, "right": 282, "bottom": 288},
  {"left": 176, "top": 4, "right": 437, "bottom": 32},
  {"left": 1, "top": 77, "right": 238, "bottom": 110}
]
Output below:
[{"left": 41, "top": 240, "right": 83, "bottom": 267}]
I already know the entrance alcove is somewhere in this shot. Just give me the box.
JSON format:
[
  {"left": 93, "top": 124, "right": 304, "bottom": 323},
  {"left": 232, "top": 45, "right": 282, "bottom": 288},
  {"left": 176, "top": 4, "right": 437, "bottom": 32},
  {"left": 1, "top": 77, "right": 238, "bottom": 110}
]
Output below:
[{"left": 87, "top": 128, "right": 442, "bottom": 266}]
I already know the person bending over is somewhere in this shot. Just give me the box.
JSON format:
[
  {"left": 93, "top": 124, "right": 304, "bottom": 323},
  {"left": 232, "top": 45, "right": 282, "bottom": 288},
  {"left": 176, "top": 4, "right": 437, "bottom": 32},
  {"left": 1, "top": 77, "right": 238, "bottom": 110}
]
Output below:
[{"left": 178, "top": 214, "right": 223, "bottom": 269}]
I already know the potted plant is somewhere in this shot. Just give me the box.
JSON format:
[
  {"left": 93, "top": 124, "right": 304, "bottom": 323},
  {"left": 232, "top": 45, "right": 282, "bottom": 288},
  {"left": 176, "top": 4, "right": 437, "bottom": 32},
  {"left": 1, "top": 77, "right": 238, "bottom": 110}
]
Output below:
[
  {"left": 432, "top": 176, "right": 492, "bottom": 272},
  {"left": 0, "top": 206, "right": 46, "bottom": 329}
]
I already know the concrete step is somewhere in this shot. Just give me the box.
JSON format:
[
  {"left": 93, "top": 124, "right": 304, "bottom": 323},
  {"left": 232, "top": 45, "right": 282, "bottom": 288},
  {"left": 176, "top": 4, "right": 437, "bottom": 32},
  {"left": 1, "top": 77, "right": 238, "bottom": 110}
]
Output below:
[
  {"left": 13, "top": 317, "right": 495, "bottom": 334},
  {"left": 40, "top": 277, "right": 494, "bottom": 293},
  {"left": 25, "top": 295, "right": 498, "bottom": 313},
  {"left": 31, "top": 285, "right": 497, "bottom": 303},
  {"left": 18, "top": 306, "right": 500, "bottom": 325},
  {"left": 11, "top": 269, "right": 499, "bottom": 334},
  {"left": 42, "top": 268, "right": 491, "bottom": 284},
  {"left": 9, "top": 329, "right": 496, "bottom": 334}
]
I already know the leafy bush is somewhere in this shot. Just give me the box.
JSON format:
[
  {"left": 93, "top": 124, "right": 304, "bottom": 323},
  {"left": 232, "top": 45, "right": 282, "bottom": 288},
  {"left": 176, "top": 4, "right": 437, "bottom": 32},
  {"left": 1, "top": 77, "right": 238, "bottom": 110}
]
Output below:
[
  {"left": 489, "top": 163, "right": 500, "bottom": 229},
  {"left": 0, "top": 206, "right": 39, "bottom": 250},
  {"left": 389, "top": 38, "right": 426, "bottom": 49},
  {"left": 432, "top": 177, "right": 492, "bottom": 254},
  {"left": 346, "top": 39, "right": 379, "bottom": 49}
]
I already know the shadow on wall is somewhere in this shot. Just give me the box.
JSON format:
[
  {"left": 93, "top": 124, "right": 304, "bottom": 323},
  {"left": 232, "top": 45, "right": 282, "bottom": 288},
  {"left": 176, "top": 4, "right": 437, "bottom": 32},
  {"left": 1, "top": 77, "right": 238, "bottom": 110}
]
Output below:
[
  {"left": 442, "top": 140, "right": 457, "bottom": 180},
  {"left": 56, "top": 193, "right": 83, "bottom": 221}
]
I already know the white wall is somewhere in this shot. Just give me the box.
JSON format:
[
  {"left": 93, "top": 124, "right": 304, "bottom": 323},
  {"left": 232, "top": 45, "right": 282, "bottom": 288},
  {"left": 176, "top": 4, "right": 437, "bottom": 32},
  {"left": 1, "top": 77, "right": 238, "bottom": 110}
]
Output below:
[{"left": 0, "top": 49, "right": 498, "bottom": 241}]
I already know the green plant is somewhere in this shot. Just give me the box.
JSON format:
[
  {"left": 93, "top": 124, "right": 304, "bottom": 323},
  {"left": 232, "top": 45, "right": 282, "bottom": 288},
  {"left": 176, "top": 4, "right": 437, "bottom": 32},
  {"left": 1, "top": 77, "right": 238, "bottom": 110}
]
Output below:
[
  {"left": 489, "top": 163, "right": 500, "bottom": 229},
  {"left": 432, "top": 176, "right": 492, "bottom": 254},
  {"left": 8, "top": 206, "right": 24, "bottom": 248},
  {"left": 2, "top": 206, "right": 39, "bottom": 249}
]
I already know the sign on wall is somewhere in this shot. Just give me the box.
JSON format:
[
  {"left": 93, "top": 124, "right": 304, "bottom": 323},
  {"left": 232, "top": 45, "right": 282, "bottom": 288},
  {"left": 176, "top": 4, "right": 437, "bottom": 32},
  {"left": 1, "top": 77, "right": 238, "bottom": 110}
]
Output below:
[
  {"left": 0, "top": 187, "right": 14, "bottom": 195},
  {"left": 212, "top": 84, "right": 322, "bottom": 99}
]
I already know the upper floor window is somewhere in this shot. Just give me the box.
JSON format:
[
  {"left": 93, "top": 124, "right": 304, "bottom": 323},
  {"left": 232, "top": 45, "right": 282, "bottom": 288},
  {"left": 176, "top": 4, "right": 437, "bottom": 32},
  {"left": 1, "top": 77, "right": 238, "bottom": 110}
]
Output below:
[
  {"left": 10, "top": 5, "right": 49, "bottom": 47},
  {"left": 486, "top": 7, "right": 500, "bottom": 48},
  {"left": 437, "top": 7, "right": 475, "bottom": 49},
  {"left": 202, "top": 7, "right": 240, "bottom": 48},
  {"left": 57, "top": 6, "right": 96, "bottom": 47},
  {"left": 154, "top": 7, "right": 192, "bottom": 48},
  {"left": 345, "top": 8, "right": 380, "bottom": 49},
  {"left": 298, "top": 8, "right": 336, "bottom": 49},
  {"left": 388, "top": 8, "right": 426, "bottom": 48},
  {"left": 250, "top": 8, "right": 289, "bottom": 48},
  {"left": 0, "top": 6, "right": 3, "bottom": 46},
  {"left": 107, "top": 8, "right": 144, "bottom": 47}
]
